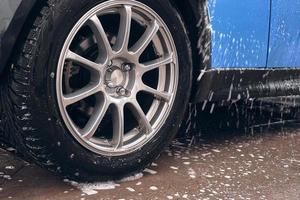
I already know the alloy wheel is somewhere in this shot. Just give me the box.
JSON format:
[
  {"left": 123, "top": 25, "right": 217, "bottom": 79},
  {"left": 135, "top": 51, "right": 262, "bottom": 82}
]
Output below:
[{"left": 56, "top": 0, "right": 179, "bottom": 156}]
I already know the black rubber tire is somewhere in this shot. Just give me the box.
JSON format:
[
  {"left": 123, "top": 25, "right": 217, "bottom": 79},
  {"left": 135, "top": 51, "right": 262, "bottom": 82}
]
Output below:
[
  {"left": 0, "top": 0, "right": 192, "bottom": 181},
  {"left": 177, "top": 0, "right": 211, "bottom": 138}
]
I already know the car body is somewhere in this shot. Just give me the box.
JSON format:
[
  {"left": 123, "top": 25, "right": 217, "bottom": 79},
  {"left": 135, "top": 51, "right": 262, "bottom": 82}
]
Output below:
[
  {"left": 195, "top": 0, "right": 300, "bottom": 102},
  {"left": 0, "top": 0, "right": 299, "bottom": 179},
  {"left": 1, "top": 0, "right": 300, "bottom": 102}
]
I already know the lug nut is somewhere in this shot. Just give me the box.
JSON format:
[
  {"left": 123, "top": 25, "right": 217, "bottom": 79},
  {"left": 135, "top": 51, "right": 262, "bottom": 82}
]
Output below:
[
  {"left": 117, "top": 87, "right": 127, "bottom": 96},
  {"left": 122, "top": 63, "right": 132, "bottom": 71},
  {"left": 107, "top": 82, "right": 114, "bottom": 88}
]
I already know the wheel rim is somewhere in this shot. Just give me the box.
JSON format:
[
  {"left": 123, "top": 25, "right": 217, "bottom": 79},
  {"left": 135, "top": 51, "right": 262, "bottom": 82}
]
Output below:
[{"left": 56, "top": 0, "right": 179, "bottom": 156}]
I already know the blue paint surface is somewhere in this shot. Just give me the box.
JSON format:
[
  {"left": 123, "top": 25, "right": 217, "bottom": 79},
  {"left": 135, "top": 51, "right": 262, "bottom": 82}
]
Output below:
[
  {"left": 209, "top": 0, "right": 271, "bottom": 68},
  {"left": 267, "top": 0, "right": 300, "bottom": 67},
  {"left": 209, "top": 0, "right": 300, "bottom": 68}
]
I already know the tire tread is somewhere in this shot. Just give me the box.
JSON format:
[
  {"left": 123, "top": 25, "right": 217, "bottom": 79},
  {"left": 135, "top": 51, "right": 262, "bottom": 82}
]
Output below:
[{"left": 0, "top": 0, "right": 59, "bottom": 173}]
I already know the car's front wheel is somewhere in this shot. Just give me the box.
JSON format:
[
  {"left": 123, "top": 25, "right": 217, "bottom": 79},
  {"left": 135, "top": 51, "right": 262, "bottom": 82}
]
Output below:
[{"left": 1, "top": 0, "right": 192, "bottom": 180}]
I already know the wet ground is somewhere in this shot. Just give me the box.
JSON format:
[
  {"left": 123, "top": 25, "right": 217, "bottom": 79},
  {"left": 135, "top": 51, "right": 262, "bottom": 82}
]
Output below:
[
  {"left": 1, "top": 100, "right": 300, "bottom": 200},
  {"left": 0, "top": 124, "right": 300, "bottom": 200}
]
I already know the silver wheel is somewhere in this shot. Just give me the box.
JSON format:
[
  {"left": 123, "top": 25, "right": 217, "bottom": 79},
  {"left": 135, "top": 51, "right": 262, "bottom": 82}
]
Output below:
[{"left": 56, "top": 0, "right": 178, "bottom": 156}]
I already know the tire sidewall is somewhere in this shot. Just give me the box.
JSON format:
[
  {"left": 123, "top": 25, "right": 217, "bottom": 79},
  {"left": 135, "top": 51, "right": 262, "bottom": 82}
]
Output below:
[{"left": 29, "top": 0, "right": 192, "bottom": 177}]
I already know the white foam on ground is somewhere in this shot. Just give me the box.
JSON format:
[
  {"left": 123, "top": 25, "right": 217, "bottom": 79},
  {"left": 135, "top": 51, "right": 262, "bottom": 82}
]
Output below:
[
  {"left": 188, "top": 168, "right": 196, "bottom": 179},
  {"left": 119, "top": 173, "right": 143, "bottom": 182},
  {"left": 143, "top": 168, "right": 157, "bottom": 175},
  {"left": 126, "top": 187, "right": 135, "bottom": 192},
  {"left": 149, "top": 186, "right": 158, "bottom": 191},
  {"left": 64, "top": 179, "right": 120, "bottom": 195},
  {"left": 64, "top": 172, "right": 144, "bottom": 195}
]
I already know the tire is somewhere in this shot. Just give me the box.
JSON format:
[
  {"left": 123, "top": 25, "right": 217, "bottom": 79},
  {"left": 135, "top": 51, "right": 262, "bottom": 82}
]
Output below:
[
  {"left": 1, "top": 0, "right": 192, "bottom": 180},
  {"left": 178, "top": 0, "right": 211, "bottom": 139}
]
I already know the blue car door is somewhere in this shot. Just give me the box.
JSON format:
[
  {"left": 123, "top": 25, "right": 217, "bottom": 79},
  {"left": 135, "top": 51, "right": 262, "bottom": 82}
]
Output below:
[
  {"left": 209, "top": 0, "right": 271, "bottom": 68},
  {"left": 267, "top": 0, "right": 300, "bottom": 67}
]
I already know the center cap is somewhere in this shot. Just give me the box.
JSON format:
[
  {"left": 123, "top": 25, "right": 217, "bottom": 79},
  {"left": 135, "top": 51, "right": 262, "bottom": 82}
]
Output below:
[
  {"left": 111, "top": 69, "right": 124, "bottom": 86},
  {"left": 105, "top": 67, "right": 126, "bottom": 88}
]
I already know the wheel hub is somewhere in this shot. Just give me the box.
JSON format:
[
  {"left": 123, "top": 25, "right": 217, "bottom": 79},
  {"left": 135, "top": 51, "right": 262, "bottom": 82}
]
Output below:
[
  {"left": 110, "top": 68, "right": 125, "bottom": 86},
  {"left": 105, "top": 65, "right": 126, "bottom": 87},
  {"left": 104, "top": 60, "right": 134, "bottom": 97}
]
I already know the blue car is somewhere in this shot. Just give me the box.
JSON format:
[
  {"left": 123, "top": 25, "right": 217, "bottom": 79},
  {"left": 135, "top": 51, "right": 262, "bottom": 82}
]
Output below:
[{"left": 0, "top": 0, "right": 299, "bottom": 180}]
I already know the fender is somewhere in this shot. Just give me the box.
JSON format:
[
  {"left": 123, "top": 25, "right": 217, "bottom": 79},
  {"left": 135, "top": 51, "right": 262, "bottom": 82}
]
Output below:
[{"left": 0, "top": 0, "right": 37, "bottom": 74}]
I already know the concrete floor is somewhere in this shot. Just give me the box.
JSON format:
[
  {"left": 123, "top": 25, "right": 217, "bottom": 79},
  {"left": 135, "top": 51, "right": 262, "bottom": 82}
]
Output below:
[{"left": 0, "top": 125, "right": 300, "bottom": 200}]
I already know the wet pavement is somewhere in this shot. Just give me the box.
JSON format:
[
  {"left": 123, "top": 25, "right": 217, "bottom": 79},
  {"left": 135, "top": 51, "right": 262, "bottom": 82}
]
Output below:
[{"left": 0, "top": 124, "right": 300, "bottom": 200}]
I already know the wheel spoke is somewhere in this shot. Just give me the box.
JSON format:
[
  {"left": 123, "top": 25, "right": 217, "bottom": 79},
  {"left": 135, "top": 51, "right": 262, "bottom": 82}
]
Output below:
[
  {"left": 114, "top": 5, "right": 132, "bottom": 52},
  {"left": 82, "top": 99, "right": 110, "bottom": 139},
  {"left": 140, "top": 83, "right": 171, "bottom": 102},
  {"left": 63, "top": 84, "right": 100, "bottom": 106},
  {"left": 66, "top": 50, "right": 103, "bottom": 71},
  {"left": 112, "top": 104, "right": 125, "bottom": 148},
  {"left": 128, "top": 100, "right": 152, "bottom": 134},
  {"left": 140, "top": 53, "right": 174, "bottom": 74},
  {"left": 130, "top": 20, "right": 159, "bottom": 56},
  {"left": 87, "top": 15, "right": 112, "bottom": 59}
]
